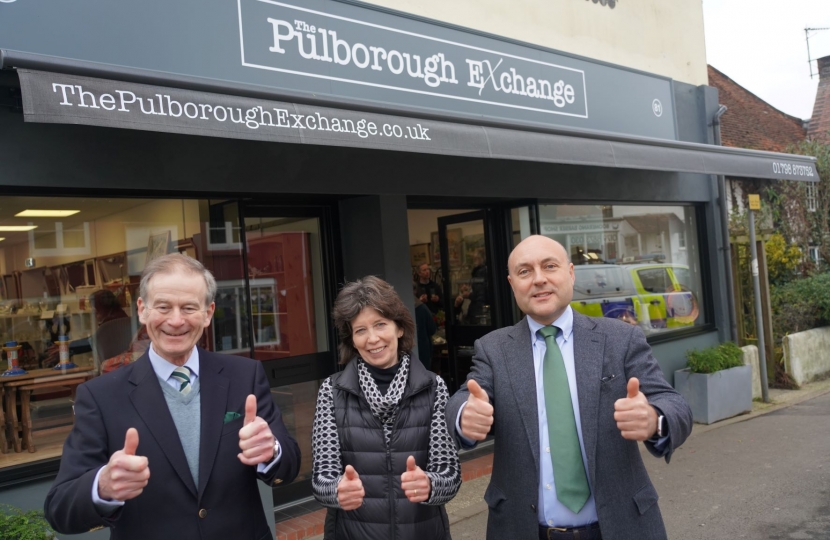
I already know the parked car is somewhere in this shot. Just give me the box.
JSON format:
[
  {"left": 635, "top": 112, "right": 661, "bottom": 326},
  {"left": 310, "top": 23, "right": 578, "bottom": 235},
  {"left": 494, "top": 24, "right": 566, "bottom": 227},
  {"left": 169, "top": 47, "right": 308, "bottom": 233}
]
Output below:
[{"left": 571, "top": 263, "right": 698, "bottom": 333}]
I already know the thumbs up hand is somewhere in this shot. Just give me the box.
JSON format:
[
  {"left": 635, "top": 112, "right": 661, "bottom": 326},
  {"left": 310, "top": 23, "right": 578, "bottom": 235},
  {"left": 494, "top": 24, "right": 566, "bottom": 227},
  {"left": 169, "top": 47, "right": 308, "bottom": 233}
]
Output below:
[
  {"left": 460, "top": 379, "right": 494, "bottom": 441},
  {"left": 238, "top": 394, "right": 277, "bottom": 465},
  {"left": 613, "top": 377, "right": 659, "bottom": 441},
  {"left": 338, "top": 465, "right": 365, "bottom": 511},
  {"left": 401, "top": 455, "right": 431, "bottom": 503},
  {"left": 98, "top": 428, "right": 151, "bottom": 501}
]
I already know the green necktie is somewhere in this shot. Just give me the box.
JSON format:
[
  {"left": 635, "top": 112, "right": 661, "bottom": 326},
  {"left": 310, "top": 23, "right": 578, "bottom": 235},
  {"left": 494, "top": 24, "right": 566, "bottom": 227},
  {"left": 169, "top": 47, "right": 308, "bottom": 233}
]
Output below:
[
  {"left": 537, "top": 325, "right": 590, "bottom": 514},
  {"left": 170, "top": 366, "right": 192, "bottom": 395}
]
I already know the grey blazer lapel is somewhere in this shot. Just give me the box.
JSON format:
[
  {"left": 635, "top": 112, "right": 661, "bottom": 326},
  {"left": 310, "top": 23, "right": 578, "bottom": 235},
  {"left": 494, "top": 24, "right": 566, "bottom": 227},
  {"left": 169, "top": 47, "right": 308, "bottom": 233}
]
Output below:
[
  {"left": 502, "top": 317, "right": 540, "bottom": 477},
  {"left": 572, "top": 312, "right": 605, "bottom": 488}
]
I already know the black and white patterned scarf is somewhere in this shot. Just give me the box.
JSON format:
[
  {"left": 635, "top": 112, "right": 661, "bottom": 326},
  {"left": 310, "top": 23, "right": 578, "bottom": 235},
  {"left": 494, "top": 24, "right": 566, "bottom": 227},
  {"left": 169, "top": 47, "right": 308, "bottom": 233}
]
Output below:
[{"left": 357, "top": 355, "right": 411, "bottom": 444}]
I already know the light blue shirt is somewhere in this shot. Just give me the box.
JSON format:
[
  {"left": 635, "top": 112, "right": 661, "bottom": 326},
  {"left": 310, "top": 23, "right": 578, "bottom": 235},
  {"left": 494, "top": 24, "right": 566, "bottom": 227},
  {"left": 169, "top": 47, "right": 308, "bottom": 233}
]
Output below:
[
  {"left": 148, "top": 345, "right": 200, "bottom": 391},
  {"left": 526, "top": 307, "right": 598, "bottom": 528},
  {"left": 92, "top": 344, "right": 279, "bottom": 509}
]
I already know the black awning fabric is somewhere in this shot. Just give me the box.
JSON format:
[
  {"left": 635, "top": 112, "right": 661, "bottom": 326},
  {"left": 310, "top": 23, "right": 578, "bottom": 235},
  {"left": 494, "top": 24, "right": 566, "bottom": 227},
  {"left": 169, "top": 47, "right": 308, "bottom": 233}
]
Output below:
[{"left": 18, "top": 69, "right": 818, "bottom": 182}]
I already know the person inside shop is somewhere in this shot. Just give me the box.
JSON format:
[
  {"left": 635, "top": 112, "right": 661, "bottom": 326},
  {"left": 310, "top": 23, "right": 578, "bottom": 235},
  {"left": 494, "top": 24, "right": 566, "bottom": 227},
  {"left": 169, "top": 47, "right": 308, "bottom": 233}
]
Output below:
[
  {"left": 465, "top": 250, "right": 489, "bottom": 325},
  {"left": 446, "top": 235, "right": 692, "bottom": 540},
  {"left": 42, "top": 289, "right": 130, "bottom": 368},
  {"left": 311, "top": 276, "right": 460, "bottom": 540},
  {"left": 414, "top": 263, "right": 443, "bottom": 314},
  {"left": 413, "top": 283, "right": 437, "bottom": 371},
  {"left": 453, "top": 283, "right": 472, "bottom": 324},
  {"left": 44, "top": 253, "right": 300, "bottom": 540}
]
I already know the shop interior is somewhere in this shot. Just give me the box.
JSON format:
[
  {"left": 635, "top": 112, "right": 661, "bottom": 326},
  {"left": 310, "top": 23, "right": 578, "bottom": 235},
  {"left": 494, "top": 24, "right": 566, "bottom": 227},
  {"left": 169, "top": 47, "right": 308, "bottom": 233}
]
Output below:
[
  {"left": 0, "top": 197, "right": 328, "bottom": 487},
  {"left": 406, "top": 203, "right": 706, "bottom": 392}
]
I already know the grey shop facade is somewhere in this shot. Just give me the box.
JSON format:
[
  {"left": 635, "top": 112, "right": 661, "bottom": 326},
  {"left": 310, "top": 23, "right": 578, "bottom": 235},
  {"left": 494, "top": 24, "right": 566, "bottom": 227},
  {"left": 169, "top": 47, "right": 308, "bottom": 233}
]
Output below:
[{"left": 0, "top": 0, "right": 818, "bottom": 530}]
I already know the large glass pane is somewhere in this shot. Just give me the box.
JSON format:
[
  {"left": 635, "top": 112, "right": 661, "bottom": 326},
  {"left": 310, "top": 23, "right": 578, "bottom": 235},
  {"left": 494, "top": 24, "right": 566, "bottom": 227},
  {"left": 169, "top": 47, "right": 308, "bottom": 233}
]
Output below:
[
  {"left": 520, "top": 204, "right": 706, "bottom": 336},
  {"left": 270, "top": 379, "right": 320, "bottom": 490},
  {"left": 243, "top": 217, "right": 328, "bottom": 362},
  {"left": 0, "top": 196, "right": 247, "bottom": 471},
  {"left": 445, "top": 220, "right": 492, "bottom": 327},
  {"left": 204, "top": 200, "right": 250, "bottom": 357}
]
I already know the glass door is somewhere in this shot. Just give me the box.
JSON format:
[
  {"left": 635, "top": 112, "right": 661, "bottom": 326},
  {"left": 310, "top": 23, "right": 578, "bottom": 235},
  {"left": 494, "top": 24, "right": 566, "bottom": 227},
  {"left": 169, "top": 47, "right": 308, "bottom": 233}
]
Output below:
[
  {"left": 241, "top": 206, "right": 339, "bottom": 507},
  {"left": 437, "top": 210, "right": 499, "bottom": 392}
]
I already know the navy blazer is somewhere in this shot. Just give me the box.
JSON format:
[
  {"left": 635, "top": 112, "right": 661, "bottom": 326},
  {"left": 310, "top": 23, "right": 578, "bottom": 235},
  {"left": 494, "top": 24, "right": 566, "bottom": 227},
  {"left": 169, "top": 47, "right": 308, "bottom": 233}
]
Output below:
[{"left": 45, "top": 348, "right": 300, "bottom": 540}]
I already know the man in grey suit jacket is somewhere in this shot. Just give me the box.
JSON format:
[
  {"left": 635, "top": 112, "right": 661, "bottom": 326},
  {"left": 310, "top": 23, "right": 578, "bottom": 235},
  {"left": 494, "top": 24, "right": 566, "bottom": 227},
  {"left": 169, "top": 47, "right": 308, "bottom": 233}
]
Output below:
[{"left": 446, "top": 236, "right": 692, "bottom": 540}]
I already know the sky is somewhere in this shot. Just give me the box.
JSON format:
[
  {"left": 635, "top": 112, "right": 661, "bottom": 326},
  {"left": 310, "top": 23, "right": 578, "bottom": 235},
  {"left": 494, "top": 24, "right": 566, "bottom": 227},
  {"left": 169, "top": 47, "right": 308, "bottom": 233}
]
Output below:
[{"left": 703, "top": 0, "right": 830, "bottom": 120}]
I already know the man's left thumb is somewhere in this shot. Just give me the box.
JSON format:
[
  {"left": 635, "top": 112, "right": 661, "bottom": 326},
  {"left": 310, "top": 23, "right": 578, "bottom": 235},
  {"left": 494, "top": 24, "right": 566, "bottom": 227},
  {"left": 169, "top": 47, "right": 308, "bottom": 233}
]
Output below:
[
  {"left": 627, "top": 378, "right": 640, "bottom": 399},
  {"left": 244, "top": 394, "right": 257, "bottom": 425}
]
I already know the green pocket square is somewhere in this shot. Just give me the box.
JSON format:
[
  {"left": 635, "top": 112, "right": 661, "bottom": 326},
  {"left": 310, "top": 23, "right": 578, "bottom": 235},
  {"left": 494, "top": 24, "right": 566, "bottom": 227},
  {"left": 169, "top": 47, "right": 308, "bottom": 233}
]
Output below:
[{"left": 223, "top": 411, "right": 242, "bottom": 423}]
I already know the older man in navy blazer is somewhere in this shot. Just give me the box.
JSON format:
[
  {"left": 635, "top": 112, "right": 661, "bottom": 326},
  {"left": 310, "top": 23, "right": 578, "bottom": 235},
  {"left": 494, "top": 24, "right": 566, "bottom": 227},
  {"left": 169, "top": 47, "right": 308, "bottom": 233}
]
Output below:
[
  {"left": 447, "top": 236, "right": 692, "bottom": 540},
  {"left": 45, "top": 253, "right": 299, "bottom": 540}
]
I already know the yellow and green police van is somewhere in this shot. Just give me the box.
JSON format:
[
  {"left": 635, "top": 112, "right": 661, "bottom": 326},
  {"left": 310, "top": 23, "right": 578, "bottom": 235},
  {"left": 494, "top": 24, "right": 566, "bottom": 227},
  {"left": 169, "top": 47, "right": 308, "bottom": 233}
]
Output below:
[{"left": 571, "top": 263, "right": 698, "bottom": 334}]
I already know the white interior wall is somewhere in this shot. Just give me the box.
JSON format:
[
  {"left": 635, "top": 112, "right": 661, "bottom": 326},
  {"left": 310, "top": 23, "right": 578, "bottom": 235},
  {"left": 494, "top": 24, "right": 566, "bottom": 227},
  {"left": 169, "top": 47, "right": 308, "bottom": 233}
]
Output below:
[{"left": 407, "top": 209, "right": 484, "bottom": 246}]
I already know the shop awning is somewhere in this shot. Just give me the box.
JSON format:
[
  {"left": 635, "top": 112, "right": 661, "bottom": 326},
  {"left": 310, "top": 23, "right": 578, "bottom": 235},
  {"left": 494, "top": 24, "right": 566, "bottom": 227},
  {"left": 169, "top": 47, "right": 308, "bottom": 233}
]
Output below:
[{"left": 16, "top": 68, "right": 818, "bottom": 182}]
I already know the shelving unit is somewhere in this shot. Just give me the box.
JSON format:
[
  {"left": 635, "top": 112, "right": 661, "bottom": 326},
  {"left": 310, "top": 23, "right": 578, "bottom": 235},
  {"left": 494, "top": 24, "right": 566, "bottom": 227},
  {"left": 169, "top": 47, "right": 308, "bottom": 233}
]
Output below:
[
  {"left": 246, "top": 232, "right": 317, "bottom": 362},
  {"left": 212, "top": 279, "right": 252, "bottom": 355}
]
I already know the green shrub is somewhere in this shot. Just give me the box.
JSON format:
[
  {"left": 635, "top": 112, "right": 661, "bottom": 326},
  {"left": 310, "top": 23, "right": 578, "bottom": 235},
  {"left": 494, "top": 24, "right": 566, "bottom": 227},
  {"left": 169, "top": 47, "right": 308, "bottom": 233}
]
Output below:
[
  {"left": 686, "top": 341, "right": 745, "bottom": 374},
  {"left": 764, "top": 233, "right": 803, "bottom": 286},
  {"left": 0, "top": 505, "right": 56, "bottom": 540},
  {"left": 771, "top": 272, "right": 830, "bottom": 342}
]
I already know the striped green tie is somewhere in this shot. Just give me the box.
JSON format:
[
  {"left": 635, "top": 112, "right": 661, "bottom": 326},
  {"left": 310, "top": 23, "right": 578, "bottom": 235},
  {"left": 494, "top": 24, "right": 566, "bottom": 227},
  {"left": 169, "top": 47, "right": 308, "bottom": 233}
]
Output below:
[
  {"left": 538, "top": 326, "right": 590, "bottom": 514},
  {"left": 170, "top": 366, "right": 192, "bottom": 395}
]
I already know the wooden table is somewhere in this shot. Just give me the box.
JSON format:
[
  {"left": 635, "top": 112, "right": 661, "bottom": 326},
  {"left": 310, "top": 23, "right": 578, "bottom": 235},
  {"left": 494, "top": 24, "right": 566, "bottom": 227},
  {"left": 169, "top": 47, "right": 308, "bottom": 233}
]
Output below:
[{"left": 0, "top": 367, "right": 94, "bottom": 453}]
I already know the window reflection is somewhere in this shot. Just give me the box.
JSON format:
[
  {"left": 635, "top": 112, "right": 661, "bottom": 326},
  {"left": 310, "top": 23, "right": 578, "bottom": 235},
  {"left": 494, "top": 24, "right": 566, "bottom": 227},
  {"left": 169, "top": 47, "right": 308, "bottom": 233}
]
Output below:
[
  {"left": 526, "top": 204, "right": 705, "bottom": 335},
  {"left": 270, "top": 380, "right": 320, "bottom": 489}
]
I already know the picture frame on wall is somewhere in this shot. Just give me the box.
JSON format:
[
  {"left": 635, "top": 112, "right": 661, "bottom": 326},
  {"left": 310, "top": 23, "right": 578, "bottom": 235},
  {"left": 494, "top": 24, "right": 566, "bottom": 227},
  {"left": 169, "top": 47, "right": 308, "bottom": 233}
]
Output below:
[
  {"left": 462, "top": 233, "right": 485, "bottom": 265},
  {"left": 431, "top": 229, "right": 463, "bottom": 267},
  {"left": 409, "top": 243, "right": 430, "bottom": 268},
  {"left": 146, "top": 231, "right": 172, "bottom": 265},
  {"left": 447, "top": 228, "right": 463, "bottom": 266}
]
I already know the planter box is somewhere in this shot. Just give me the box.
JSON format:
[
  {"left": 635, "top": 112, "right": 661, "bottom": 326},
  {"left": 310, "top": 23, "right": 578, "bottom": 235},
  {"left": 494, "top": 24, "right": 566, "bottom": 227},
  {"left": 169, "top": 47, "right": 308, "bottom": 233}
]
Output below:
[{"left": 674, "top": 365, "right": 752, "bottom": 425}]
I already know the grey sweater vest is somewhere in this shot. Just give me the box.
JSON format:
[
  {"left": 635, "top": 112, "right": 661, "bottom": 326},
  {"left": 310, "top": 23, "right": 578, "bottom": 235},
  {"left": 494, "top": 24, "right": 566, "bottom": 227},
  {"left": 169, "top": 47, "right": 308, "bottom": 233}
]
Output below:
[{"left": 159, "top": 376, "right": 202, "bottom": 485}]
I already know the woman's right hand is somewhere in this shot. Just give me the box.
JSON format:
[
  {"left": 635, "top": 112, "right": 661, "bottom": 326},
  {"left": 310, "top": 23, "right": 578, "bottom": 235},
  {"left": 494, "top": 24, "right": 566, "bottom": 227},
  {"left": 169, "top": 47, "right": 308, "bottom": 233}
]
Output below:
[{"left": 337, "top": 465, "right": 365, "bottom": 511}]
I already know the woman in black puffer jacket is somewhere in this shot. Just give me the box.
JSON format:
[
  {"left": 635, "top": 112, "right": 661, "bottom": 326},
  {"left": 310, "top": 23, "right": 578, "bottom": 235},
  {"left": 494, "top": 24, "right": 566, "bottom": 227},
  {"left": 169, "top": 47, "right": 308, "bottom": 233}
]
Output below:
[{"left": 312, "top": 276, "right": 461, "bottom": 540}]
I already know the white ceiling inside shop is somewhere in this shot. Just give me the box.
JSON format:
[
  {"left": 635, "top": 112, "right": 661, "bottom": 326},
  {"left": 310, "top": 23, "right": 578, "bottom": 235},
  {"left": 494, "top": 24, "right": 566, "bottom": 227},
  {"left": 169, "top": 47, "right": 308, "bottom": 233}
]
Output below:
[{"left": 0, "top": 197, "right": 171, "bottom": 248}]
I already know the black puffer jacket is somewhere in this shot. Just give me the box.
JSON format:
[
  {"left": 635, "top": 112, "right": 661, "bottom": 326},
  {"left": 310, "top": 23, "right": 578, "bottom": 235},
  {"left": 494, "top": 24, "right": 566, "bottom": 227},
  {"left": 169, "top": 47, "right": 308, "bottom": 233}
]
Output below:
[{"left": 324, "top": 358, "right": 452, "bottom": 540}]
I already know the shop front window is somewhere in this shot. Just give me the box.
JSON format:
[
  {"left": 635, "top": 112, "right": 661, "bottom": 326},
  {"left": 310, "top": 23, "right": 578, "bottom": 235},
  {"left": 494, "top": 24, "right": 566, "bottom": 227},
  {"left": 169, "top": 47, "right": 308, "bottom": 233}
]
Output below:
[
  {"left": 0, "top": 196, "right": 254, "bottom": 471},
  {"left": 529, "top": 204, "right": 705, "bottom": 336}
]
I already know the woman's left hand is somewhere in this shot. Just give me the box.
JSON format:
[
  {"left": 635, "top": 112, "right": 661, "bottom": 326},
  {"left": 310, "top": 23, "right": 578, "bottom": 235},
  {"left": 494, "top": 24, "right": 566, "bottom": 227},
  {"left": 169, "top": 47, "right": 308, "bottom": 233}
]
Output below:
[{"left": 401, "top": 455, "right": 431, "bottom": 503}]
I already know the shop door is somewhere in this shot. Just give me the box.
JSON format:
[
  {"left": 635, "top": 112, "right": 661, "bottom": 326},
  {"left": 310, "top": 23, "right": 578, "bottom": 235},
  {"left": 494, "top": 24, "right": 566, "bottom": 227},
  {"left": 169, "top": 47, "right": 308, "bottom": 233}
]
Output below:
[
  {"left": 240, "top": 205, "right": 339, "bottom": 507},
  {"left": 437, "top": 211, "right": 499, "bottom": 392}
]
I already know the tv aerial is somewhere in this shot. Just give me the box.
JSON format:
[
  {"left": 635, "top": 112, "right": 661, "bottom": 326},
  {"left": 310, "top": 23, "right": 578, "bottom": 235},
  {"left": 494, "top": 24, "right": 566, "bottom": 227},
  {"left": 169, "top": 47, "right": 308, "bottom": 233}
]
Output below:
[{"left": 805, "top": 27, "right": 829, "bottom": 78}]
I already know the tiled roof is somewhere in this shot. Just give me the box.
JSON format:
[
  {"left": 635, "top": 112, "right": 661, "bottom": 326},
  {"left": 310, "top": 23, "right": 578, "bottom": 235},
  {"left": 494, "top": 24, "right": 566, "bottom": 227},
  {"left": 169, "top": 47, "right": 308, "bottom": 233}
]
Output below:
[
  {"left": 807, "top": 56, "right": 830, "bottom": 142},
  {"left": 707, "top": 65, "right": 806, "bottom": 152}
]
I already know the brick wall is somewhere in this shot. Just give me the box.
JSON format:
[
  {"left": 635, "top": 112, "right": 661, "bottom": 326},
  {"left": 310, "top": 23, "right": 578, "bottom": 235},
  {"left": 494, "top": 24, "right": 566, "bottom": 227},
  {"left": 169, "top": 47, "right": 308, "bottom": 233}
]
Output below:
[{"left": 708, "top": 65, "right": 806, "bottom": 151}]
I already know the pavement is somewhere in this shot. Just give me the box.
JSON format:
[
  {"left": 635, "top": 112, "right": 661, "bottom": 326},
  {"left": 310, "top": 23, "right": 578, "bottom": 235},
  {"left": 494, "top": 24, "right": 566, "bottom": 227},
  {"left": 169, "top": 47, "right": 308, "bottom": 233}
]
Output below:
[
  {"left": 447, "top": 377, "right": 830, "bottom": 539},
  {"left": 303, "top": 377, "right": 830, "bottom": 540}
]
